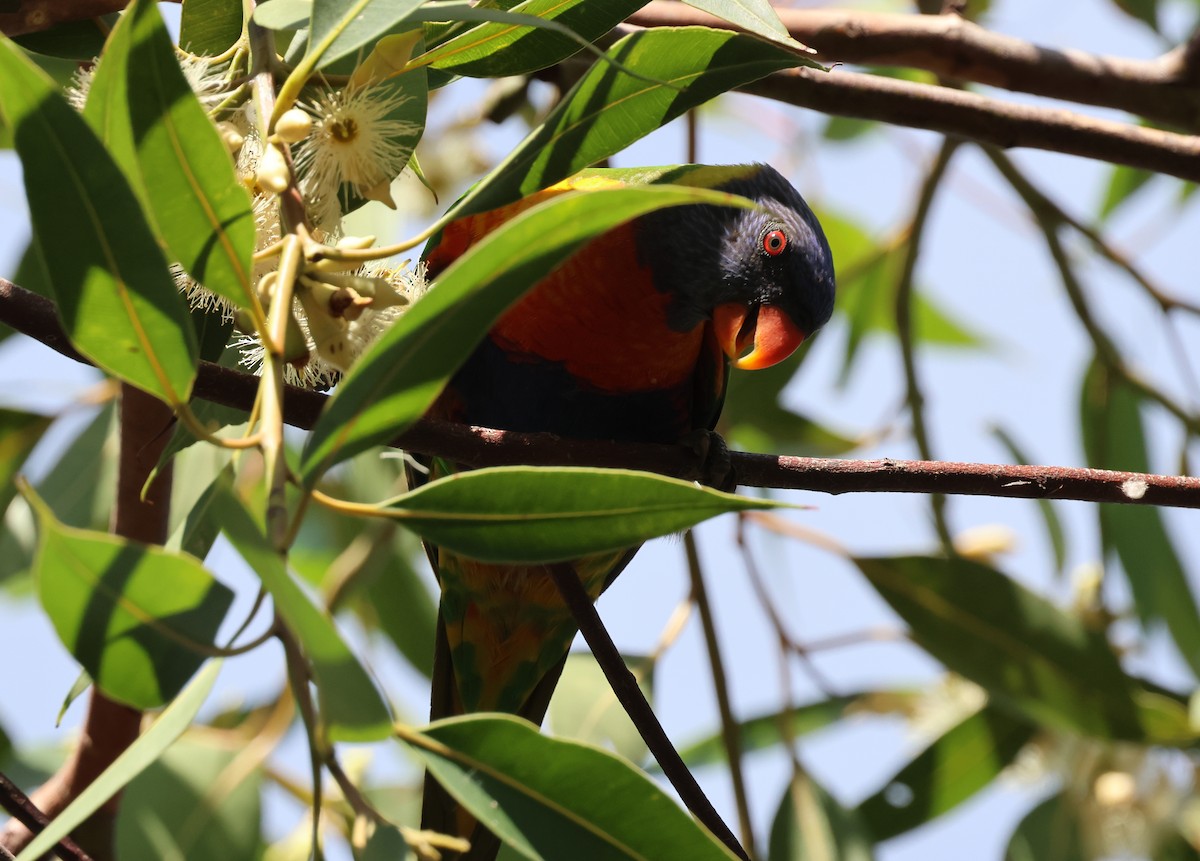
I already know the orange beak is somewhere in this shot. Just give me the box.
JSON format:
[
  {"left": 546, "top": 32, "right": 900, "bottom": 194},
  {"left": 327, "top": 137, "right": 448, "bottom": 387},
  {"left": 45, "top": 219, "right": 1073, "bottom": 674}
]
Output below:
[{"left": 713, "top": 302, "right": 806, "bottom": 370}]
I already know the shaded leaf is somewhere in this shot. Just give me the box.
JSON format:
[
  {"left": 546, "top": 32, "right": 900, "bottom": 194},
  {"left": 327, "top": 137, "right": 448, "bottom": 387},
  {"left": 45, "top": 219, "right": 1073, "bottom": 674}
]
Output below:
[
  {"left": 855, "top": 555, "right": 1169, "bottom": 742},
  {"left": 352, "top": 526, "right": 437, "bottom": 678},
  {"left": 991, "top": 427, "right": 1068, "bottom": 576},
  {"left": 180, "top": 0, "right": 244, "bottom": 55},
  {"left": 1081, "top": 358, "right": 1200, "bottom": 680},
  {"left": 1004, "top": 792, "right": 1084, "bottom": 861},
  {"left": 214, "top": 480, "right": 393, "bottom": 742},
  {"left": 381, "top": 466, "right": 784, "bottom": 564},
  {"left": 254, "top": 0, "right": 312, "bottom": 31},
  {"left": 549, "top": 653, "right": 654, "bottom": 764},
  {"left": 769, "top": 771, "right": 875, "bottom": 861},
  {"left": 28, "top": 485, "right": 233, "bottom": 709},
  {"left": 0, "top": 36, "right": 197, "bottom": 404},
  {"left": 0, "top": 407, "right": 52, "bottom": 515},
  {"left": 684, "top": 0, "right": 810, "bottom": 52},
  {"left": 452, "top": 27, "right": 816, "bottom": 219},
  {"left": 399, "top": 715, "right": 740, "bottom": 861},
  {"left": 672, "top": 691, "right": 916, "bottom": 770},
  {"left": 116, "top": 738, "right": 262, "bottom": 861},
  {"left": 1112, "top": 0, "right": 1160, "bottom": 31},
  {"left": 309, "top": 0, "right": 425, "bottom": 69},
  {"left": 90, "top": 0, "right": 257, "bottom": 314},
  {"left": 857, "top": 705, "right": 1037, "bottom": 841},
  {"left": 13, "top": 17, "right": 113, "bottom": 60},
  {"left": 13, "top": 661, "right": 221, "bottom": 861},
  {"left": 301, "top": 179, "right": 757, "bottom": 481}
]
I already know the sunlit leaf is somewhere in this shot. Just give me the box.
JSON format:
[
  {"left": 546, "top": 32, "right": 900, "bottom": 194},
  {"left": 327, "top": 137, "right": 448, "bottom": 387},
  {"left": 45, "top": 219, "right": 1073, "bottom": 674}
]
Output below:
[
  {"left": 1098, "top": 164, "right": 1154, "bottom": 222},
  {"left": 380, "top": 466, "right": 783, "bottom": 564},
  {"left": 855, "top": 555, "right": 1164, "bottom": 742},
  {"left": 1081, "top": 357, "right": 1200, "bottom": 681},
  {"left": 301, "top": 180, "right": 757, "bottom": 481},
  {"left": 214, "top": 480, "right": 393, "bottom": 742},
  {"left": 13, "top": 661, "right": 221, "bottom": 861},
  {"left": 0, "top": 36, "right": 198, "bottom": 404},
  {"left": 416, "top": 0, "right": 648, "bottom": 78},
  {"left": 28, "top": 485, "right": 232, "bottom": 709},
  {"left": 857, "top": 705, "right": 1036, "bottom": 841},
  {"left": 399, "top": 715, "right": 740, "bottom": 860},
  {"left": 88, "top": 0, "right": 257, "bottom": 314},
  {"left": 684, "top": 0, "right": 811, "bottom": 53},
  {"left": 769, "top": 771, "right": 875, "bottom": 861}
]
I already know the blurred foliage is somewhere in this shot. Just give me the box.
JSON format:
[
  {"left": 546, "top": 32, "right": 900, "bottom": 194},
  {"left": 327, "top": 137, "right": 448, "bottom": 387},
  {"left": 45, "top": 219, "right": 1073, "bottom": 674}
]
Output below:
[{"left": 1, "top": 0, "right": 1199, "bottom": 860}]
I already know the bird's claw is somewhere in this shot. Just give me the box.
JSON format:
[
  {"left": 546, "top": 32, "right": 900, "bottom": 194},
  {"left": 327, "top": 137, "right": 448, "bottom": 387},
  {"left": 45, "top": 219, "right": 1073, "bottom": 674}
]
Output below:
[{"left": 681, "top": 429, "right": 736, "bottom": 493}]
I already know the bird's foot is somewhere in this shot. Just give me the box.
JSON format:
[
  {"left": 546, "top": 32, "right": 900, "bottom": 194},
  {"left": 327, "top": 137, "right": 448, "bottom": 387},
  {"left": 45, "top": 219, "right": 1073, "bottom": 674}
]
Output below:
[{"left": 681, "top": 429, "right": 737, "bottom": 493}]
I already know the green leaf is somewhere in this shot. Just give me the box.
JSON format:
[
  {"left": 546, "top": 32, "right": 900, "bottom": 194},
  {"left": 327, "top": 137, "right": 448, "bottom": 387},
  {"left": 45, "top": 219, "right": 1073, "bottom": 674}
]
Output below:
[
  {"left": 301, "top": 180, "right": 757, "bottom": 481},
  {"left": 991, "top": 427, "right": 1068, "bottom": 576},
  {"left": 382, "top": 466, "right": 783, "bottom": 564},
  {"left": 0, "top": 36, "right": 198, "bottom": 404},
  {"left": 116, "top": 737, "right": 262, "bottom": 861},
  {"left": 13, "top": 661, "right": 221, "bottom": 861},
  {"left": 768, "top": 771, "right": 875, "bottom": 861},
  {"left": 180, "top": 0, "right": 244, "bottom": 55},
  {"left": 1004, "top": 792, "right": 1084, "bottom": 861},
  {"left": 13, "top": 17, "right": 114, "bottom": 60},
  {"left": 1098, "top": 164, "right": 1154, "bottom": 222},
  {"left": 452, "top": 27, "right": 816, "bottom": 219},
  {"left": 1081, "top": 358, "right": 1200, "bottom": 680},
  {"left": 214, "top": 480, "right": 393, "bottom": 742},
  {"left": 418, "top": 0, "right": 649, "bottom": 78},
  {"left": 90, "top": 0, "right": 257, "bottom": 314},
  {"left": 683, "top": 0, "right": 809, "bottom": 52},
  {"left": 0, "top": 407, "right": 52, "bottom": 515},
  {"left": 34, "top": 405, "right": 117, "bottom": 530},
  {"left": 254, "top": 0, "right": 312, "bottom": 31},
  {"left": 548, "top": 653, "right": 654, "bottom": 765},
  {"left": 309, "top": 0, "right": 425, "bottom": 69},
  {"left": 672, "top": 691, "right": 920, "bottom": 770},
  {"left": 351, "top": 527, "right": 437, "bottom": 677},
  {"left": 399, "top": 715, "right": 741, "bottom": 861},
  {"left": 855, "top": 555, "right": 1158, "bottom": 742},
  {"left": 1112, "top": 0, "right": 1160, "bottom": 31},
  {"left": 857, "top": 705, "right": 1037, "bottom": 841},
  {"left": 27, "top": 485, "right": 233, "bottom": 709}
]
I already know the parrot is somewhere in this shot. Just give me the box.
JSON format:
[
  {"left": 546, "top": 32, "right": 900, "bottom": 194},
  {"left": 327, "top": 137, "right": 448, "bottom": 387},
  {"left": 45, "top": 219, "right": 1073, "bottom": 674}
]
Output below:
[{"left": 414, "top": 163, "right": 835, "bottom": 854}]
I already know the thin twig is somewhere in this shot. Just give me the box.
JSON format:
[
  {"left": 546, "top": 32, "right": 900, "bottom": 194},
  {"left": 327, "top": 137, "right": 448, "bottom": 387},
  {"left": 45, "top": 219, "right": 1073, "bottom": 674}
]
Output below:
[
  {"left": 895, "top": 139, "right": 960, "bottom": 551},
  {"left": 683, "top": 532, "right": 755, "bottom": 859},
  {"left": 0, "top": 773, "right": 94, "bottom": 861},
  {"left": 545, "top": 563, "right": 751, "bottom": 861}
]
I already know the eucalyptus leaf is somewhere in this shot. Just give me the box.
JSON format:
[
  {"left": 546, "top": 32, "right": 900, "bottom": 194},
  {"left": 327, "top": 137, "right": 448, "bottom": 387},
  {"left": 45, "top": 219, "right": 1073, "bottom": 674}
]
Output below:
[
  {"left": 451, "top": 27, "right": 817, "bottom": 219},
  {"left": 91, "top": 0, "right": 257, "bottom": 314},
  {"left": 1004, "top": 792, "right": 1085, "bottom": 861},
  {"left": 857, "top": 705, "right": 1037, "bottom": 841},
  {"left": 309, "top": 0, "right": 425, "bottom": 69},
  {"left": 991, "top": 427, "right": 1068, "bottom": 576},
  {"left": 214, "top": 480, "right": 394, "bottom": 742},
  {"left": 13, "top": 661, "right": 222, "bottom": 861},
  {"left": 855, "top": 555, "right": 1165, "bottom": 742},
  {"left": 0, "top": 407, "right": 52, "bottom": 515},
  {"left": 28, "top": 485, "right": 233, "bottom": 709},
  {"left": 180, "top": 0, "right": 244, "bottom": 55},
  {"left": 381, "top": 466, "right": 784, "bottom": 564},
  {"left": 399, "top": 715, "right": 741, "bottom": 861},
  {"left": 0, "top": 36, "right": 198, "bottom": 404},
  {"left": 548, "top": 653, "right": 654, "bottom": 765},
  {"left": 768, "top": 771, "right": 875, "bottom": 861},
  {"left": 684, "top": 0, "right": 808, "bottom": 52},
  {"left": 1081, "top": 357, "right": 1200, "bottom": 680}
]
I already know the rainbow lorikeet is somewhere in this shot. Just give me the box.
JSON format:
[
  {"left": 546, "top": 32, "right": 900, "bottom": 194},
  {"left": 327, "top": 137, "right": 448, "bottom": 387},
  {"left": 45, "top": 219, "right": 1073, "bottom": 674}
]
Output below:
[{"left": 416, "top": 163, "right": 835, "bottom": 849}]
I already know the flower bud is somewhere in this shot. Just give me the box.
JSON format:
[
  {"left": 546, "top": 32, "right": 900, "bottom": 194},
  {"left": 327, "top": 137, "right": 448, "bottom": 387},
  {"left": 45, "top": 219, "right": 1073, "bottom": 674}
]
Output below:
[{"left": 274, "top": 108, "right": 313, "bottom": 143}]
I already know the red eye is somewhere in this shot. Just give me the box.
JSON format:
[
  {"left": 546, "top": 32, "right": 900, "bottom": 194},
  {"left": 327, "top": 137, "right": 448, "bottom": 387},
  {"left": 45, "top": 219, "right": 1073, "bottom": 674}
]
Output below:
[{"left": 763, "top": 229, "right": 787, "bottom": 256}]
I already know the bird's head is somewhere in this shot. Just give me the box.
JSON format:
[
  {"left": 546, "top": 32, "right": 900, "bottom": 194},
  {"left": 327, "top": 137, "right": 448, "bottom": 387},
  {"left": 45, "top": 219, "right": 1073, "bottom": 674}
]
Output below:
[{"left": 637, "top": 164, "right": 835, "bottom": 370}]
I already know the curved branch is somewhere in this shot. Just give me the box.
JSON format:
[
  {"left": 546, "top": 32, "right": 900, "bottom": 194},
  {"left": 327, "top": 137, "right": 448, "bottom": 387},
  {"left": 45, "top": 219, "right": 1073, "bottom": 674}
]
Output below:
[
  {"left": 3, "top": 278, "right": 1199, "bottom": 510},
  {"left": 739, "top": 66, "right": 1200, "bottom": 184},
  {"left": 628, "top": 2, "right": 1200, "bottom": 130}
]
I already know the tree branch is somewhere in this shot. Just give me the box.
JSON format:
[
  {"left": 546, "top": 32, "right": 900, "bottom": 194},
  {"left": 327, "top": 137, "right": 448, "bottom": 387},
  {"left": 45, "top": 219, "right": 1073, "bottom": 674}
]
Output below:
[
  {"left": 0, "top": 0, "right": 125, "bottom": 36},
  {"left": 737, "top": 66, "right": 1200, "bottom": 184},
  {"left": 2, "top": 278, "right": 1199, "bottom": 510},
  {"left": 628, "top": 3, "right": 1200, "bottom": 130}
]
